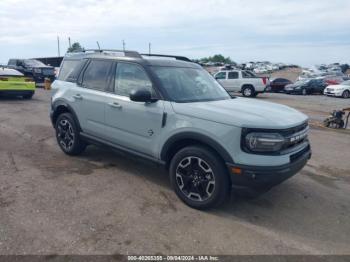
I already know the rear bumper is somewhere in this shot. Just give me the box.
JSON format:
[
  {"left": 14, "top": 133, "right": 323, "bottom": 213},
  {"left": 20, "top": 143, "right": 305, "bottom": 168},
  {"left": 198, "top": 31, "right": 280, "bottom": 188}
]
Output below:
[
  {"left": 270, "top": 86, "right": 285, "bottom": 92},
  {"left": 227, "top": 145, "right": 311, "bottom": 191},
  {"left": 33, "top": 75, "right": 55, "bottom": 84},
  {"left": 285, "top": 90, "right": 301, "bottom": 94},
  {"left": 0, "top": 90, "right": 34, "bottom": 96}
]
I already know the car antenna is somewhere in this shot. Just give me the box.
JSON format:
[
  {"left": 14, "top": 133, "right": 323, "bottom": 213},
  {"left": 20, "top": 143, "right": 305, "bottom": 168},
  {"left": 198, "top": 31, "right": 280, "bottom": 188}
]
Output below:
[{"left": 96, "top": 41, "right": 101, "bottom": 52}]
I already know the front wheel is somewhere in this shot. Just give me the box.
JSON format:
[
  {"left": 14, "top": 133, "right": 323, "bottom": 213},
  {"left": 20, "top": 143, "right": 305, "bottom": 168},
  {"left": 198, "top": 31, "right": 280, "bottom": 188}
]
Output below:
[
  {"left": 169, "top": 146, "right": 230, "bottom": 209},
  {"left": 55, "top": 113, "right": 87, "bottom": 155},
  {"left": 342, "top": 90, "right": 350, "bottom": 99}
]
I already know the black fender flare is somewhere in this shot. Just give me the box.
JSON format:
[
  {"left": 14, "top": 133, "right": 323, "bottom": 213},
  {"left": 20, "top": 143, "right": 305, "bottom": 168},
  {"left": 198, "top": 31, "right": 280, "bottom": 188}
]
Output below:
[
  {"left": 51, "top": 99, "right": 82, "bottom": 131},
  {"left": 160, "top": 132, "right": 234, "bottom": 164}
]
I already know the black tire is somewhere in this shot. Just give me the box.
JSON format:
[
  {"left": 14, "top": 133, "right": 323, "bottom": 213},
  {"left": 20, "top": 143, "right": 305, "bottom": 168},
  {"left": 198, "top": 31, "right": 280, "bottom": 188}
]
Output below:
[
  {"left": 323, "top": 119, "right": 330, "bottom": 127},
  {"left": 23, "top": 92, "right": 34, "bottom": 99},
  {"left": 338, "top": 120, "right": 345, "bottom": 129},
  {"left": 169, "top": 146, "right": 230, "bottom": 209},
  {"left": 55, "top": 113, "right": 87, "bottom": 156},
  {"left": 242, "top": 85, "right": 256, "bottom": 97},
  {"left": 342, "top": 90, "right": 350, "bottom": 99}
]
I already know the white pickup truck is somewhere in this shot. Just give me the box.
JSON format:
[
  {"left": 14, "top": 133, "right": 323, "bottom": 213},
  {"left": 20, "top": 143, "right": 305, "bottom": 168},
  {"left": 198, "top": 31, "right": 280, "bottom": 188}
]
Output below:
[{"left": 214, "top": 70, "right": 268, "bottom": 97}]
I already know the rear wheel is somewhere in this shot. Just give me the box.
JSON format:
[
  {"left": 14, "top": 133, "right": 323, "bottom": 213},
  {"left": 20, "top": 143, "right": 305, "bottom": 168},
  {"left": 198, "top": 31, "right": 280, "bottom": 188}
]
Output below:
[
  {"left": 55, "top": 113, "right": 87, "bottom": 155},
  {"left": 302, "top": 88, "right": 307, "bottom": 95},
  {"left": 242, "top": 85, "right": 256, "bottom": 97},
  {"left": 169, "top": 146, "right": 230, "bottom": 209},
  {"left": 23, "top": 92, "right": 34, "bottom": 99},
  {"left": 342, "top": 90, "right": 350, "bottom": 99}
]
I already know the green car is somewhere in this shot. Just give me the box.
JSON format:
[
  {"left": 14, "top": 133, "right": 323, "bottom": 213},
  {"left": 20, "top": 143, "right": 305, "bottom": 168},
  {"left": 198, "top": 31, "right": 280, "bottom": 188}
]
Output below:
[{"left": 0, "top": 67, "right": 35, "bottom": 99}]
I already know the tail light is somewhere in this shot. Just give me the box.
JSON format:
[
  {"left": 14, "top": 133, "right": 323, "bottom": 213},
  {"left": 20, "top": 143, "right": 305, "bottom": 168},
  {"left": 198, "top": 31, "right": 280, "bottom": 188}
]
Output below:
[
  {"left": 262, "top": 77, "right": 267, "bottom": 85},
  {"left": 0, "top": 77, "right": 9, "bottom": 81}
]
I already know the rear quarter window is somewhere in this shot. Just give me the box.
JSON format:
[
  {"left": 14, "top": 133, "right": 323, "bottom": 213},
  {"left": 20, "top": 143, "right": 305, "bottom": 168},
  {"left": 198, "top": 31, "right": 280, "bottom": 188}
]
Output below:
[{"left": 58, "top": 60, "right": 82, "bottom": 81}]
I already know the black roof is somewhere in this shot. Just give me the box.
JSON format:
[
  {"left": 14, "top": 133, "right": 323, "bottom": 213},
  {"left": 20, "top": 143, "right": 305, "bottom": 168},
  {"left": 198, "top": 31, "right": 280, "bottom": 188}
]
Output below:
[{"left": 63, "top": 50, "right": 200, "bottom": 69}]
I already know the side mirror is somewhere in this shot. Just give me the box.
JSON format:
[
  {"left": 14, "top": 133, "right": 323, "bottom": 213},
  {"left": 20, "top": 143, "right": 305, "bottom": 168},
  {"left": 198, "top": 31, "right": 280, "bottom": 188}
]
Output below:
[{"left": 130, "top": 88, "right": 154, "bottom": 103}]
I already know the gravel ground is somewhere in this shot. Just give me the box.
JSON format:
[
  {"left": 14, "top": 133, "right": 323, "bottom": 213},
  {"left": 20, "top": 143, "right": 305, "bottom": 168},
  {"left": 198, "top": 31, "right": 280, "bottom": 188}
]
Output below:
[{"left": 0, "top": 89, "right": 349, "bottom": 255}]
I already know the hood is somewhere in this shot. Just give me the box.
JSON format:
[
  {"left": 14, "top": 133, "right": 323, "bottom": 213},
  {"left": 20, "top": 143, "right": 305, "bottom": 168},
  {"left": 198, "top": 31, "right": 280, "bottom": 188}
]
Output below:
[
  {"left": 36, "top": 66, "right": 54, "bottom": 69},
  {"left": 171, "top": 98, "right": 308, "bottom": 129},
  {"left": 285, "top": 83, "right": 304, "bottom": 89},
  {"left": 327, "top": 84, "right": 348, "bottom": 90}
]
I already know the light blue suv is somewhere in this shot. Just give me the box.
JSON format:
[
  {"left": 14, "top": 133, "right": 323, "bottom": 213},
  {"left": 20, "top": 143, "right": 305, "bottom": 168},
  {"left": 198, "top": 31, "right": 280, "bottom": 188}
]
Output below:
[{"left": 50, "top": 50, "right": 311, "bottom": 209}]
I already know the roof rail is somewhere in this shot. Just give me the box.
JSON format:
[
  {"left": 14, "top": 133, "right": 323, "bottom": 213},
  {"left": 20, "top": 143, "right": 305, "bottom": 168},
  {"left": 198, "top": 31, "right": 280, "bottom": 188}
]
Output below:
[
  {"left": 141, "top": 54, "right": 192, "bottom": 62},
  {"left": 82, "top": 49, "right": 142, "bottom": 58}
]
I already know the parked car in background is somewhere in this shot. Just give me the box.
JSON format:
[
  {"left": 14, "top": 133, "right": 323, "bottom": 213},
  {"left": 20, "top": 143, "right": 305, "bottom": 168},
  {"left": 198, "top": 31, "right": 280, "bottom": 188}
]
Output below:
[
  {"left": 323, "top": 75, "right": 345, "bottom": 86},
  {"left": 268, "top": 78, "right": 292, "bottom": 92},
  {"left": 324, "top": 80, "right": 350, "bottom": 98},
  {"left": 7, "top": 59, "right": 55, "bottom": 87},
  {"left": 284, "top": 79, "right": 327, "bottom": 95},
  {"left": 214, "top": 70, "right": 268, "bottom": 97},
  {"left": 0, "top": 67, "right": 35, "bottom": 99}
]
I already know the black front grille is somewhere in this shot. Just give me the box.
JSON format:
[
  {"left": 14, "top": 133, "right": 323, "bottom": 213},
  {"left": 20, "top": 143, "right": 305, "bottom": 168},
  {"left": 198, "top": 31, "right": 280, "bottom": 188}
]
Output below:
[
  {"left": 42, "top": 68, "right": 54, "bottom": 76},
  {"left": 290, "top": 145, "right": 310, "bottom": 163},
  {"left": 283, "top": 125, "right": 309, "bottom": 150},
  {"left": 279, "top": 122, "right": 308, "bottom": 137}
]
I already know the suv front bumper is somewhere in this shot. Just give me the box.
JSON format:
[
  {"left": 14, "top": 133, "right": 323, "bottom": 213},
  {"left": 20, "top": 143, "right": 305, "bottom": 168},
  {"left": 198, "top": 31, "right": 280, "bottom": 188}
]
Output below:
[{"left": 227, "top": 145, "right": 311, "bottom": 191}]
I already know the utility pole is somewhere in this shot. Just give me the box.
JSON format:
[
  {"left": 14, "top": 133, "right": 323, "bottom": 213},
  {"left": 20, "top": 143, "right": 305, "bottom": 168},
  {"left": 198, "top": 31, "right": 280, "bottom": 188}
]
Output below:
[
  {"left": 68, "top": 37, "right": 72, "bottom": 48},
  {"left": 149, "top": 42, "right": 151, "bottom": 55},
  {"left": 122, "top": 40, "right": 125, "bottom": 51},
  {"left": 57, "top": 36, "right": 61, "bottom": 57}
]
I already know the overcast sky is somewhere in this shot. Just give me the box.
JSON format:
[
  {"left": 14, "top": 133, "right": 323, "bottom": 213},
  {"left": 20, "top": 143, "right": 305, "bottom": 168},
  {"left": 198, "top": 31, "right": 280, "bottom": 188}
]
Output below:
[{"left": 0, "top": 0, "right": 349, "bottom": 66}]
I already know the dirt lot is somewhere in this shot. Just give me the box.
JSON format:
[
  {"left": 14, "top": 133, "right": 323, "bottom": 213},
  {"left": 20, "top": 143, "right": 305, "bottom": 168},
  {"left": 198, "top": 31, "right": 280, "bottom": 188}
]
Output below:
[{"left": 0, "top": 89, "right": 350, "bottom": 255}]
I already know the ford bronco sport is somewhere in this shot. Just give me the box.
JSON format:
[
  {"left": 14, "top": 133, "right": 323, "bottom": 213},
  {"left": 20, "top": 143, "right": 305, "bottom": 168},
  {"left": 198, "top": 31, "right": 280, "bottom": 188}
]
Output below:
[{"left": 50, "top": 50, "right": 311, "bottom": 209}]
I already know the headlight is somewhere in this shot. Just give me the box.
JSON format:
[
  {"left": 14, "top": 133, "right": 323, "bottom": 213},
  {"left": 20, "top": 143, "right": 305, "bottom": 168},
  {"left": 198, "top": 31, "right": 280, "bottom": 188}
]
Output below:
[
  {"left": 244, "top": 132, "right": 285, "bottom": 153},
  {"left": 34, "top": 68, "right": 42, "bottom": 73}
]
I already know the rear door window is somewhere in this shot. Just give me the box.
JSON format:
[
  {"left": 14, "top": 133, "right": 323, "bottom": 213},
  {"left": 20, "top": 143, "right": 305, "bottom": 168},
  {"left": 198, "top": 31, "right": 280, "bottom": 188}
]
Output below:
[
  {"left": 82, "top": 60, "right": 113, "bottom": 91},
  {"left": 228, "top": 72, "right": 239, "bottom": 79}
]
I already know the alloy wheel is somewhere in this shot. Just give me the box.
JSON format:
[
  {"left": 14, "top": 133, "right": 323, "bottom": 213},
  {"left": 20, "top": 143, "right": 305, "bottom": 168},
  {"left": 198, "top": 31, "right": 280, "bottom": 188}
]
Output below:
[
  {"left": 243, "top": 88, "right": 252, "bottom": 97},
  {"left": 57, "top": 119, "right": 75, "bottom": 151},
  {"left": 175, "top": 156, "right": 216, "bottom": 202}
]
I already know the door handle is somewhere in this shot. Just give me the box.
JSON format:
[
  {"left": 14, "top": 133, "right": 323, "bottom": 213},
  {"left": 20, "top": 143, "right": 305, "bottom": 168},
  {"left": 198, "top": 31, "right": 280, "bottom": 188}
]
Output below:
[
  {"left": 73, "top": 94, "right": 83, "bottom": 100},
  {"left": 108, "top": 102, "right": 122, "bottom": 109}
]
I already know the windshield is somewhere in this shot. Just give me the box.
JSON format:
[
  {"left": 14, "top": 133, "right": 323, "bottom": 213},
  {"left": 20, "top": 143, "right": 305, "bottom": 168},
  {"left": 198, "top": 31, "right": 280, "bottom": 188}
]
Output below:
[
  {"left": 152, "top": 67, "right": 231, "bottom": 102},
  {"left": 24, "top": 59, "right": 46, "bottom": 67},
  {"left": 295, "top": 80, "right": 309, "bottom": 85}
]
